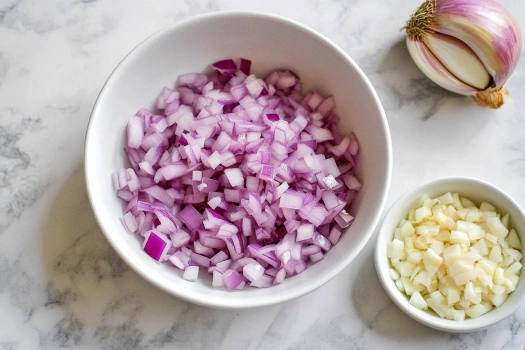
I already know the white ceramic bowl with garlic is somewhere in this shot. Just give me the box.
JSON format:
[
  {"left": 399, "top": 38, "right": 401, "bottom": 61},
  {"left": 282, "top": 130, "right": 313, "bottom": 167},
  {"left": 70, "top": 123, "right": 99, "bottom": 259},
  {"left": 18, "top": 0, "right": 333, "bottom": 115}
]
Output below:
[{"left": 375, "top": 177, "right": 525, "bottom": 332}]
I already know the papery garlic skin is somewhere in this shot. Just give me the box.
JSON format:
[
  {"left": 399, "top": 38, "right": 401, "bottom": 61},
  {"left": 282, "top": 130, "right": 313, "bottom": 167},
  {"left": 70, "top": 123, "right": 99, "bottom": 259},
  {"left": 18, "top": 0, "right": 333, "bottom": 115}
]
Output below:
[{"left": 405, "top": 0, "right": 522, "bottom": 108}]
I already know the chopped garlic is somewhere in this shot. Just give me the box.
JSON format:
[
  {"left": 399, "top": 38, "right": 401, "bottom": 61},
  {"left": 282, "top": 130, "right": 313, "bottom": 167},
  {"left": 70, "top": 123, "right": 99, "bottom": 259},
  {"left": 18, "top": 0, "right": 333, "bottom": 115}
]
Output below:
[
  {"left": 508, "top": 229, "right": 522, "bottom": 249},
  {"left": 487, "top": 217, "right": 509, "bottom": 238},
  {"left": 409, "top": 291, "right": 428, "bottom": 310},
  {"left": 505, "top": 248, "right": 523, "bottom": 262},
  {"left": 491, "top": 284, "right": 506, "bottom": 295},
  {"left": 423, "top": 248, "right": 443, "bottom": 276},
  {"left": 472, "top": 239, "right": 489, "bottom": 256},
  {"left": 389, "top": 268, "right": 401, "bottom": 280},
  {"left": 479, "top": 201, "right": 496, "bottom": 212},
  {"left": 447, "top": 287, "right": 461, "bottom": 305},
  {"left": 466, "top": 304, "right": 488, "bottom": 318},
  {"left": 452, "top": 193, "right": 463, "bottom": 210},
  {"left": 401, "top": 221, "right": 416, "bottom": 237},
  {"left": 485, "top": 232, "right": 498, "bottom": 244},
  {"left": 395, "top": 278, "right": 405, "bottom": 292},
  {"left": 489, "top": 245, "right": 502, "bottom": 263},
  {"left": 501, "top": 213, "right": 510, "bottom": 229},
  {"left": 450, "top": 230, "right": 470, "bottom": 246},
  {"left": 437, "top": 192, "right": 454, "bottom": 205},
  {"left": 453, "top": 309, "right": 466, "bottom": 321},
  {"left": 415, "top": 207, "right": 432, "bottom": 223},
  {"left": 388, "top": 192, "right": 522, "bottom": 320},
  {"left": 460, "top": 196, "right": 476, "bottom": 208},
  {"left": 505, "top": 262, "right": 523, "bottom": 276}
]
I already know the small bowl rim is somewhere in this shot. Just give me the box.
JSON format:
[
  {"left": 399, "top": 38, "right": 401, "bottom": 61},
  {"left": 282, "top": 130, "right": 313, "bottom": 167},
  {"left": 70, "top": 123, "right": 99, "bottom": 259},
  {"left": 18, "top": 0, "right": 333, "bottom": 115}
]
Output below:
[
  {"left": 375, "top": 176, "right": 525, "bottom": 332},
  {"left": 84, "top": 11, "right": 392, "bottom": 308}
]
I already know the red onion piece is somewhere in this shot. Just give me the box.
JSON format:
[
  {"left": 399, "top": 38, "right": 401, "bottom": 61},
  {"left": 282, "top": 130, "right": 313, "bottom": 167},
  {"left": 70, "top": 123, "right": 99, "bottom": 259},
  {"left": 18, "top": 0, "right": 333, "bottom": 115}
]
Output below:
[
  {"left": 143, "top": 231, "right": 171, "bottom": 261},
  {"left": 183, "top": 265, "right": 199, "bottom": 281},
  {"left": 223, "top": 269, "right": 243, "bottom": 291}
]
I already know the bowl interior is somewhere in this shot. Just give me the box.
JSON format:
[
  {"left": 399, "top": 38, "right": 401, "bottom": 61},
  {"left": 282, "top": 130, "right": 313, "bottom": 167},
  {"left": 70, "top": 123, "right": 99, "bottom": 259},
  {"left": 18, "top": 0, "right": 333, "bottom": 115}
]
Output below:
[
  {"left": 375, "top": 177, "right": 525, "bottom": 332},
  {"left": 86, "top": 12, "right": 391, "bottom": 308}
]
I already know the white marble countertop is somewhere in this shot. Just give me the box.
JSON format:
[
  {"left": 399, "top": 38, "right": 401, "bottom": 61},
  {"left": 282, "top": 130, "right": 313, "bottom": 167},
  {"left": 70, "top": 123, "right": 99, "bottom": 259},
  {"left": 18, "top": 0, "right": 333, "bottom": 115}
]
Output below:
[{"left": 2, "top": 0, "right": 525, "bottom": 348}]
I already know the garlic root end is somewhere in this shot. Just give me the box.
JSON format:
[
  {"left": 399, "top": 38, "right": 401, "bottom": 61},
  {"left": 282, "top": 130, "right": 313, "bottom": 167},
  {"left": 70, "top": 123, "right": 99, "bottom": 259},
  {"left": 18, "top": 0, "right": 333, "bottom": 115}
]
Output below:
[
  {"left": 472, "top": 88, "right": 510, "bottom": 109},
  {"left": 405, "top": 0, "right": 436, "bottom": 41}
]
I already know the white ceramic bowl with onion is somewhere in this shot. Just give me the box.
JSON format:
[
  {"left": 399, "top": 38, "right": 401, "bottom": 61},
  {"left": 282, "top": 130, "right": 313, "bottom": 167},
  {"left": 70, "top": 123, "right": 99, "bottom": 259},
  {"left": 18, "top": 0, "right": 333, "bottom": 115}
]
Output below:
[
  {"left": 85, "top": 11, "right": 392, "bottom": 308},
  {"left": 375, "top": 177, "right": 525, "bottom": 332}
]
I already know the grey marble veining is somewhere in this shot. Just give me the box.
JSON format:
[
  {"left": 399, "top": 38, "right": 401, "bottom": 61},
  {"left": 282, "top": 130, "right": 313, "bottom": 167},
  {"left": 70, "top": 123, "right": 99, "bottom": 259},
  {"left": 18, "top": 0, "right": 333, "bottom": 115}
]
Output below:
[{"left": 1, "top": 0, "right": 525, "bottom": 349}]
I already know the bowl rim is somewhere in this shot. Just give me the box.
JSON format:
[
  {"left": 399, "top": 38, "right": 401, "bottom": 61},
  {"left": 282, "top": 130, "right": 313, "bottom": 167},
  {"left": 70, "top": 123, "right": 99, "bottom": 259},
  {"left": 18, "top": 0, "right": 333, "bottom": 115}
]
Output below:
[
  {"left": 84, "top": 11, "right": 392, "bottom": 308},
  {"left": 374, "top": 176, "right": 525, "bottom": 332}
]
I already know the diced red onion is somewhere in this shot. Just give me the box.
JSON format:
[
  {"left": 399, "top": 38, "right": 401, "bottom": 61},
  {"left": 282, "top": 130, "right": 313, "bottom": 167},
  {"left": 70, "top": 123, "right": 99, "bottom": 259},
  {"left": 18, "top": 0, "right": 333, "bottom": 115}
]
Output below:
[
  {"left": 183, "top": 265, "right": 199, "bottom": 281},
  {"left": 127, "top": 115, "right": 144, "bottom": 149},
  {"left": 207, "top": 196, "right": 221, "bottom": 209},
  {"left": 210, "top": 250, "right": 229, "bottom": 265},
  {"left": 143, "top": 186, "right": 175, "bottom": 206},
  {"left": 193, "top": 241, "right": 215, "bottom": 257},
  {"left": 171, "top": 229, "right": 191, "bottom": 248},
  {"left": 274, "top": 268, "right": 286, "bottom": 284},
  {"left": 250, "top": 274, "right": 274, "bottom": 288},
  {"left": 122, "top": 212, "right": 138, "bottom": 233},
  {"left": 170, "top": 252, "right": 189, "bottom": 270},
  {"left": 143, "top": 231, "right": 171, "bottom": 261},
  {"left": 279, "top": 190, "right": 303, "bottom": 209},
  {"left": 177, "top": 205, "right": 203, "bottom": 232},
  {"left": 212, "top": 270, "right": 224, "bottom": 288},
  {"left": 243, "top": 262, "right": 265, "bottom": 282},
  {"left": 224, "top": 168, "right": 244, "bottom": 187},
  {"left": 212, "top": 59, "right": 237, "bottom": 76},
  {"left": 113, "top": 58, "right": 361, "bottom": 291},
  {"left": 201, "top": 236, "right": 227, "bottom": 250},
  {"left": 296, "top": 223, "right": 315, "bottom": 242},
  {"left": 328, "top": 227, "right": 342, "bottom": 244},
  {"left": 312, "top": 233, "right": 332, "bottom": 251},
  {"left": 310, "top": 251, "right": 324, "bottom": 263},
  {"left": 302, "top": 244, "right": 321, "bottom": 257},
  {"left": 190, "top": 252, "right": 211, "bottom": 268},
  {"left": 223, "top": 269, "right": 243, "bottom": 291},
  {"left": 213, "top": 259, "right": 232, "bottom": 273}
]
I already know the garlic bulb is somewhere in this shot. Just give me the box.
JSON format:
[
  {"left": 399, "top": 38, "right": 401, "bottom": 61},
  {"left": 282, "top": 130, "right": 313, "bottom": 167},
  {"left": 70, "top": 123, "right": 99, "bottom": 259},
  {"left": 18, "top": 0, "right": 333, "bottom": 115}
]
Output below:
[{"left": 405, "top": 0, "right": 522, "bottom": 108}]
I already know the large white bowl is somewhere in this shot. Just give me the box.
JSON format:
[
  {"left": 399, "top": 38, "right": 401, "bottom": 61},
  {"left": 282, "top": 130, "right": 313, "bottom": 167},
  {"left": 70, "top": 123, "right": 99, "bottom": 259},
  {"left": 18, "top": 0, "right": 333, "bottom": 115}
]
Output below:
[
  {"left": 375, "top": 177, "right": 525, "bottom": 332},
  {"left": 85, "top": 12, "right": 392, "bottom": 308}
]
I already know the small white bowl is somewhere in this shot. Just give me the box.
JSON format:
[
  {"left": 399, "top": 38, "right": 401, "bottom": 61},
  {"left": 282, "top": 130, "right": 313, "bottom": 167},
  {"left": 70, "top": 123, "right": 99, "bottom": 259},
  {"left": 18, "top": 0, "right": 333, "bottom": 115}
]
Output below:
[
  {"left": 85, "top": 12, "right": 392, "bottom": 308},
  {"left": 375, "top": 176, "right": 525, "bottom": 332}
]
